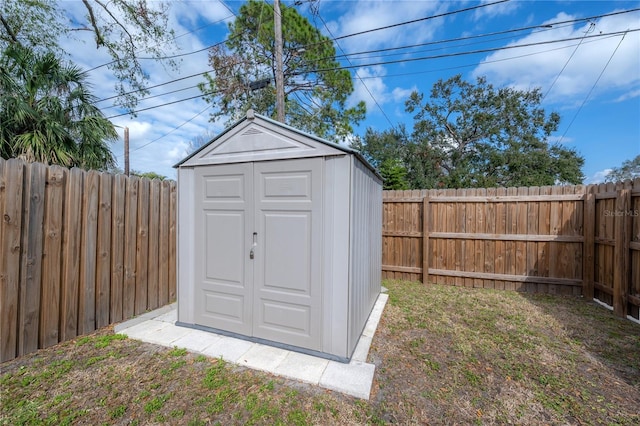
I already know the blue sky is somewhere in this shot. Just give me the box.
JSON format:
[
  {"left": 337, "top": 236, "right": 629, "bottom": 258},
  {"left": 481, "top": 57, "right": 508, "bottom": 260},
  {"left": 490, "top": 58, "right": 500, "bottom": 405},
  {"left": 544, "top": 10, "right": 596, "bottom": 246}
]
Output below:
[{"left": 64, "top": 0, "right": 640, "bottom": 182}]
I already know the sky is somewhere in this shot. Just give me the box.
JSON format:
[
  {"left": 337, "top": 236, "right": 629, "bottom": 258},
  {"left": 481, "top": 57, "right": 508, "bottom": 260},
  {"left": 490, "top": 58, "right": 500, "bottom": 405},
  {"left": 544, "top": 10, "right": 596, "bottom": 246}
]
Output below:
[{"left": 62, "top": 0, "right": 640, "bottom": 182}]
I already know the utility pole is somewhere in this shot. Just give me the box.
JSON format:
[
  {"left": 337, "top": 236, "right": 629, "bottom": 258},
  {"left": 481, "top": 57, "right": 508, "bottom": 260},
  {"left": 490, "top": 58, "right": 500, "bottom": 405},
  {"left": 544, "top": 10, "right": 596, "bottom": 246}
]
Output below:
[
  {"left": 274, "top": 0, "right": 285, "bottom": 122},
  {"left": 124, "top": 127, "right": 130, "bottom": 176}
]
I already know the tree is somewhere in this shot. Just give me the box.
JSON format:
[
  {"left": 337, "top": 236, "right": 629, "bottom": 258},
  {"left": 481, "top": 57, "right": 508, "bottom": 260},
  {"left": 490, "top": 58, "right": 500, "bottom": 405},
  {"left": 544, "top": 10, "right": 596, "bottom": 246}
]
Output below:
[
  {"left": 199, "top": 0, "right": 365, "bottom": 141},
  {"left": 352, "top": 126, "right": 444, "bottom": 189},
  {"left": 605, "top": 155, "right": 640, "bottom": 182},
  {"left": 401, "top": 74, "right": 584, "bottom": 188},
  {"left": 0, "top": 0, "right": 178, "bottom": 111},
  {"left": 0, "top": 44, "right": 117, "bottom": 169}
]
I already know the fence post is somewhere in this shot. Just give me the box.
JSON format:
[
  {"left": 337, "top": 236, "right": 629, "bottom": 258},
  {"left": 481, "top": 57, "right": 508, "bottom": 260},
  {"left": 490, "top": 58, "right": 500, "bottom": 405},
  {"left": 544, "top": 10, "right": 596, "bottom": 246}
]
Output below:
[
  {"left": 582, "top": 187, "right": 595, "bottom": 299},
  {"left": 422, "top": 196, "right": 429, "bottom": 284},
  {"left": 613, "top": 189, "right": 631, "bottom": 317}
]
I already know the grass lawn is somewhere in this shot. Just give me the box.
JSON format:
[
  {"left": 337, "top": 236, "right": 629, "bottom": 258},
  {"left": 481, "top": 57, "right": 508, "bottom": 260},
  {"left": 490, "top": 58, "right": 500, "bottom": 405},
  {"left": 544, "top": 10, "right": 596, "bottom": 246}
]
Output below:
[{"left": 1, "top": 280, "right": 639, "bottom": 425}]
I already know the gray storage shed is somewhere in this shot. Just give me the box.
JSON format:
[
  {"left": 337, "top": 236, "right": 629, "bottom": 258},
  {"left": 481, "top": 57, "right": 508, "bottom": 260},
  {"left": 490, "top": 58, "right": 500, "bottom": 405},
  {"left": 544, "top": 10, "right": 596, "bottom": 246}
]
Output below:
[{"left": 175, "top": 110, "right": 382, "bottom": 362}]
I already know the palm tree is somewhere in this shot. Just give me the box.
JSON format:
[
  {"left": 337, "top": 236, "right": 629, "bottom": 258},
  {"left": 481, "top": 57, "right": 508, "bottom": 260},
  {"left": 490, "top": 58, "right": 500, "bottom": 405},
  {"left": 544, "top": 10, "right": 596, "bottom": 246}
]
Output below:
[{"left": 0, "top": 44, "right": 117, "bottom": 170}]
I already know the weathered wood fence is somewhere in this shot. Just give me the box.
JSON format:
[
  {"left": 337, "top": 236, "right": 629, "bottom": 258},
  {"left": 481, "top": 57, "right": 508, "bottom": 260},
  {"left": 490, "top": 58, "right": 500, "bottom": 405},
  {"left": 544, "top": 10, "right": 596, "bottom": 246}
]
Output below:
[
  {"left": 382, "top": 180, "right": 640, "bottom": 322},
  {"left": 2, "top": 157, "right": 637, "bottom": 363},
  {"left": 0, "top": 158, "right": 176, "bottom": 362}
]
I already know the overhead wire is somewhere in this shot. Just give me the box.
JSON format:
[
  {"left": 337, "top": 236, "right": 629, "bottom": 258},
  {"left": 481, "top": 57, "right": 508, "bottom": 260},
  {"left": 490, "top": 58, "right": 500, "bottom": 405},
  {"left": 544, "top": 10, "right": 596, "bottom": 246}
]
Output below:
[
  {"left": 286, "top": 28, "right": 640, "bottom": 76},
  {"left": 102, "top": 27, "right": 637, "bottom": 120},
  {"left": 558, "top": 31, "right": 629, "bottom": 144},
  {"left": 543, "top": 21, "right": 595, "bottom": 100},
  {"left": 116, "top": 103, "right": 214, "bottom": 157},
  {"left": 92, "top": 7, "right": 640, "bottom": 106},
  {"left": 313, "top": 9, "right": 395, "bottom": 129}
]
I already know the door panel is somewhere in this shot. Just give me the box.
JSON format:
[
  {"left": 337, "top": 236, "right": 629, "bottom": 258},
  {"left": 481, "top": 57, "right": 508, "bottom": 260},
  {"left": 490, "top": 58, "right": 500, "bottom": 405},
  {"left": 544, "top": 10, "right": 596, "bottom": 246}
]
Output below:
[
  {"left": 194, "top": 159, "right": 323, "bottom": 352},
  {"left": 194, "top": 164, "right": 253, "bottom": 335},
  {"left": 253, "top": 159, "right": 322, "bottom": 350}
]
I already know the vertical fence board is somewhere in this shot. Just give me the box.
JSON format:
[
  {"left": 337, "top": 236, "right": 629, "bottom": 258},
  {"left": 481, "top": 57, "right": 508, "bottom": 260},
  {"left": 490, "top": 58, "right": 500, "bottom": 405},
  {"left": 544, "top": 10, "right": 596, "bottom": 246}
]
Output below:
[
  {"left": 135, "top": 179, "right": 150, "bottom": 315},
  {"left": 514, "top": 187, "right": 528, "bottom": 291},
  {"left": 110, "top": 174, "right": 126, "bottom": 323},
  {"left": 95, "top": 173, "right": 112, "bottom": 329},
  {"left": 123, "top": 176, "right": 139, "bottom": 320},
  {"left": 484, "top": 188, "right": 496, "bottom": 289},
  {"left": 60, "top": 168, "right": 83, "bottom": 342},
  {"left": 526, "top": 186, "right": 540, "bottom": 292},
  {"left": 583, "top": 188, "right": 595, "bottom": 300},
  {"left": 147, "top": 179, "right": 161, "bottom": 310},
  {"left": 18, "top": 163, "right": 46, "bottom": 355},
  {"left": 1, "top": 160, "right": 24, "bottom": 361},
  {"left": 158, "top": 180, "right": 170, "bottom": 306},
  {"left": 40, "top": 166, "right": 65, "bottom": 348},
  {"left": 423, "top": 197, "right": 430, "bottom": 284},
  {"left": 79, "top": 171, "right": 99, "bottom": 335},
  {"left": 503, "top": 187, "right": 517, "bottom": 290},
  {"left": 613, "top": 189, "right": 631, "bottom": 317}
]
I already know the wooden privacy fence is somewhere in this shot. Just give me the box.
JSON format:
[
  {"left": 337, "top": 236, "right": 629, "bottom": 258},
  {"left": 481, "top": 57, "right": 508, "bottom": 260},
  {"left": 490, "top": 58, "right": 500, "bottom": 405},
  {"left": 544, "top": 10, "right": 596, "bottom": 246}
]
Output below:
[
  {"left": 0, "top": 158, "right": 176, "bottom": 362},
  {"left": 382, "top": 179, "right": 640, "bottom": 322}
]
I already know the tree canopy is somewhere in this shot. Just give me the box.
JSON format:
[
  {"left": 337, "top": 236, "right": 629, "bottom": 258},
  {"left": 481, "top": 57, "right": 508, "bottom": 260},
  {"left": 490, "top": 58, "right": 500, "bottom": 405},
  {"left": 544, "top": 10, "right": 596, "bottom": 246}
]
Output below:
[
  {"left": 199, "top": 0, "right": 365, "bottom": 141},
  {"left": 0, "top": 0, "right": 178, "bottom": 111},
  {"left": 605, "top": 154, "right": 640, "bottom": 182},
  {"left": 0, "top": 44, "right": 117, "bottom": 170},
  {"left": 354, "top": 75, "right": 585, "bottom": 189}
]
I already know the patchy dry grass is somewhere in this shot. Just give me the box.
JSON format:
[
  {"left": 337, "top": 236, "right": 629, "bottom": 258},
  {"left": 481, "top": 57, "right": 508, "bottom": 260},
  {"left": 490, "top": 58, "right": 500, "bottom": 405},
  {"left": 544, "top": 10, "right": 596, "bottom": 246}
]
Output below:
[{"left": 2, "top": 280, "right": 639, "bottom": 425}]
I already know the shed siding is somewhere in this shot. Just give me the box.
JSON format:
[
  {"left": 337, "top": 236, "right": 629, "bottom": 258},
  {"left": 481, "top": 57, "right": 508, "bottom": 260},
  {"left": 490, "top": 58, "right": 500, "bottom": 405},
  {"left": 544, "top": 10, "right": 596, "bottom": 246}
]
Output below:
[
  {"left": 347, "top": 158, "right": 383, "bottom": 354},
  {"left": 321, "top": 155, "right": 351, "bottom": 357}
]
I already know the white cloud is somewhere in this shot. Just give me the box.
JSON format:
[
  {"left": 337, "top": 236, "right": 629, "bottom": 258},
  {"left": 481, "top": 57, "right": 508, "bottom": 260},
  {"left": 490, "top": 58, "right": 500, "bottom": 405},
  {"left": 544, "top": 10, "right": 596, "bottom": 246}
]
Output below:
[
  {"left": 615, "top": 89, "right": 640, "bottom": 102},
  {"left": 472, "top": 0, "right": 521, "bottom": 21},
  {"left": 585, "top": 168, "right": 612, "bottom": 184},
  {"left": 391, "top": 86, "right": 417, "bottom": 102},
  {"left": 326, "top": 1, "right": 444, "bottom": 53},
  {"left": 473, "top": 11, "right": 640, "bottom": 103}
]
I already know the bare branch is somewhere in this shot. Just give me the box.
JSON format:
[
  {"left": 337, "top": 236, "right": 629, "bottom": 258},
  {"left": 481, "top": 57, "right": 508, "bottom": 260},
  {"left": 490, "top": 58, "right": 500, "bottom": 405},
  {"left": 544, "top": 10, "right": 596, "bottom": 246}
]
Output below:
[
  {"left": 0, "top": 13, "right": 19, "bottom": 43},
  {"left": 81, "top": 0, "right": 105, "bottom": 47}
]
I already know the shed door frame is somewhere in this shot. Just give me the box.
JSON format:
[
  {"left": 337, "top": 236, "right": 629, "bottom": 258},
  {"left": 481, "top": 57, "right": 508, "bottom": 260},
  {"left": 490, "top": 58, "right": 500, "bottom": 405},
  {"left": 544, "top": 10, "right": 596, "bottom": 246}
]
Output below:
[{"left": 194, "top": 158, "right": 323, "bottom": 351}]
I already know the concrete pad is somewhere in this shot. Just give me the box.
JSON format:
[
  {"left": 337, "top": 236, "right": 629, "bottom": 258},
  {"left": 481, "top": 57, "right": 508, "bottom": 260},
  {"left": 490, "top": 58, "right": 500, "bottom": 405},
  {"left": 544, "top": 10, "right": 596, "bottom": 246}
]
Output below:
[
  {"left": 351, "top": 335, "right": 373, "bottom": 363},
  {"left": 119, "top": 321, "right": 171, "bottom": 340},
  {"left": 362, "top": 293, "right": 388, "bottom": 338},
  {"left": 113, "top": 303, "right": 176, "bottom": 332},
  {"left": 144, "top": 324, "right": 193, "bottom": 346},
  {"left": 319, "top": 360, "right": 376, "bottom": 400},
  {"left": 200, "top": 335, "right": 253, "bottom": 362},
  {"left": 239, "top": 344, "right": 289, "bottom": 372},
  {"left": 155, "top": 310, "right": 177, "bottom": 324},
  {"left": 274, "top": 351, "right": 328, "bottom": 385},
  {"left": 172, "top": 330, "right": 223, "bottom": 353},
  {"left": 118, "top": 293, "right": 389, "bottom": 400}
]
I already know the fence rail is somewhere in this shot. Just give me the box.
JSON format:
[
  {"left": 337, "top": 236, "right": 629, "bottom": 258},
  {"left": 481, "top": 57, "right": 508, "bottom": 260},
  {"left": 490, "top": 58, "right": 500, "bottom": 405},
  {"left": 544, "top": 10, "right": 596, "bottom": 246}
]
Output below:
[
  {"left": 0, "top": 158, "right": 176, "bottom": 362},
  {"left": 382, "top": 179, "right": 640, "bottom": 322}
]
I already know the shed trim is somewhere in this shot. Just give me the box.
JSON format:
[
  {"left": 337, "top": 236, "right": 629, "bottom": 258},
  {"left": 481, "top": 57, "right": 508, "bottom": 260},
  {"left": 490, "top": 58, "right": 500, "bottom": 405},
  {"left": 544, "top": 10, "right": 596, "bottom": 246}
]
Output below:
[{"left": 174, "top": 110, "right": 382, "bottom": 180}]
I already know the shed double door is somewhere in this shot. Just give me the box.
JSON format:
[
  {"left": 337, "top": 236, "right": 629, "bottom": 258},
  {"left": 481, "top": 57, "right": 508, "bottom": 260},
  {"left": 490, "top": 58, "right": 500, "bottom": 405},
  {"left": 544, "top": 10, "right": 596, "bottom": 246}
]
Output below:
[{"left": 194, "top": 158, "right": 322, "bottom": 351}]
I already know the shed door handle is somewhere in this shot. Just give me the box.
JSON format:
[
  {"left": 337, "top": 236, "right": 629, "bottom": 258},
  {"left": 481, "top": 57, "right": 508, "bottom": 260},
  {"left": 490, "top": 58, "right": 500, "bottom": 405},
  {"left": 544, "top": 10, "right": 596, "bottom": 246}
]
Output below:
[{"left": 250, "top": 232, "right": 257, "bottom": 259}]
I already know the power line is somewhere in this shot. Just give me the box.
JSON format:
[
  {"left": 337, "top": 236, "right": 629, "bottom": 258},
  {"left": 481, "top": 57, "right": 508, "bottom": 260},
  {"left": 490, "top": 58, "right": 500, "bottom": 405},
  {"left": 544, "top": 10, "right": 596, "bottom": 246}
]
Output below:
[
  {"left": 102, "top": 28, "right": 634, "bottom": 120},
  {"left": 116, "top": 104, "right": 214, "bottom": 157},
  {"left": 543, "top": 22, "right": 595, "bottom": 100},
  {"left": 314, "top": 10, "right": 395, "bottom": 129},
  {"left": 287, "top": 28, "right": 640, "bottom": 76},
  {"left": 353, "top": 35, "right": 620, "bottom": 81},
  {"left": 106, "top": 89, "right": 219, "bottom": 119},
  {"left": 303, "top": 0, "right": 511, "bottom": 50},
  {"left": 92, "top": 7, "right": 639, "bottom": 107},
  {"left": 558, "top": 32, "right": 629, "bottom": 144}
]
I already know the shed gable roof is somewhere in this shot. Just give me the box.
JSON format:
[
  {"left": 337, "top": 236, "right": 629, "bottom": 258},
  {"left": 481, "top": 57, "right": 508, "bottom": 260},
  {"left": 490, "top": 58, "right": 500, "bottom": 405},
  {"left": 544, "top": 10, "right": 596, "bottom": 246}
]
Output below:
[{"left": 176, "top": 111, "right": 351, "bottom": 168}]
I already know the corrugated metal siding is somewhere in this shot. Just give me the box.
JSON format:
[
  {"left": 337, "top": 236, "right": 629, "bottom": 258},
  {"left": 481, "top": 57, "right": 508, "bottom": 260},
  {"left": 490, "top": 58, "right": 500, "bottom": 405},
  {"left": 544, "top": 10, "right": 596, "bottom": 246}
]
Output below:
[{"left": 348, "top": 158, "right": 383, "bottom": 354}]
